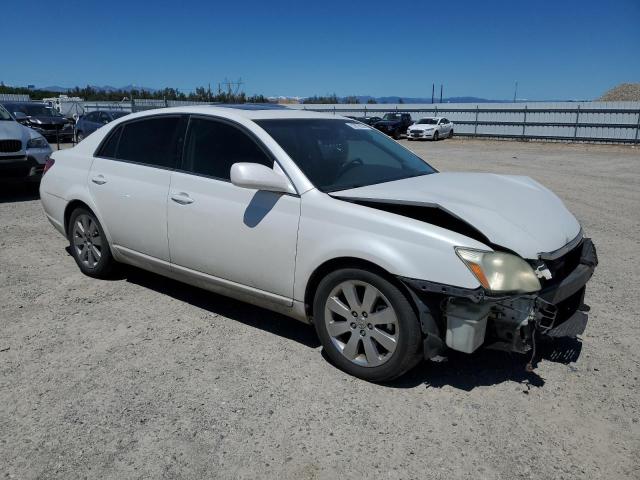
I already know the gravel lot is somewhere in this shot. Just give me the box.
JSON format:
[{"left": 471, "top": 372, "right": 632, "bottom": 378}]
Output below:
[{"left": 1, "top": 139, "right": 639, "bottom": 479}]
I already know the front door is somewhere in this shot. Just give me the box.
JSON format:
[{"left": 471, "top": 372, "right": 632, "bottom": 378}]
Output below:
[{"left": 167, "top": 116, "right": 300, "bottom": 299}]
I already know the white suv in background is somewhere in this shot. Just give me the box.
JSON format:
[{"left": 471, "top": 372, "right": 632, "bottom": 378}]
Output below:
[
  {"left": 407, "top": 117, "right": 454, "bottom": 140},
  {"left": 40, "top": 105, "right": 597, "bottom": 382},
  {"left": 0, "top": 104, "right": 52, "bottom": 182}
]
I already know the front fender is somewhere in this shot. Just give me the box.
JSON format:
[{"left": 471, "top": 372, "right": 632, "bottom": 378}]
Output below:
[{"left": 293, "top": 190, "right": 487, "bottom": 301}]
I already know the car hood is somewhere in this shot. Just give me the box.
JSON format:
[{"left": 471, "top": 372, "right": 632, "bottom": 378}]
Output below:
[
  {"left": 376, "top": 120, "right": 401, "bottom": 126},
  {"left": 0, "top": 120, "right": 31, "bottom": 147},
  {"left": 330, "top": 172, "right": 581, "bottom": 259},
  {"left": 409, "top": 124, "right": 437, "bottom": 131},
  {"left": 26, "top": 116, "right": 69, "bottom": 125}
]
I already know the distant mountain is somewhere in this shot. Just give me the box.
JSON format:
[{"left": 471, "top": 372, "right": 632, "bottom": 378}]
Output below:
[
  {"left": 39, "top": 84, "right": 158, "bottom": 93},
  {"left": 39, "top": 85, "right": 69, "bottom": 93},
  {"left": 354, "top": 95, "right": 513, "bottom": 104}
]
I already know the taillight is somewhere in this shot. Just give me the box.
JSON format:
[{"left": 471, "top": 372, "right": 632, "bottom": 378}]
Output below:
[{"left": 43, "top": 157, "right": 55, "bottom": 175}]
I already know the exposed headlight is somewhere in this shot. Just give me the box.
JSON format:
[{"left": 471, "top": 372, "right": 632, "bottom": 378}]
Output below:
[
  {"left": 455, "top": 247, "right": 541, "bottom": 293},
  {"left": 27, "top": 136, "right": 49, "bottom": 149}
]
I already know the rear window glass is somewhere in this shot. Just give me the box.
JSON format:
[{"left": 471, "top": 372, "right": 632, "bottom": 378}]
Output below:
[
  {"left": 96, "top": 126, "right": 121, "bottom": 158},
  {"left": 116, "top": 116, "right": 183, "bottom": 168}
]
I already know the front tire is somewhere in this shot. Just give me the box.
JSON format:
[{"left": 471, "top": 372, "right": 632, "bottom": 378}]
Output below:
[
  {"left": 393, "top": 129, "right": 402, "bottom": 140},
  {"left": 313, "top": 268, "right": 422, "bottom": 382},
  {"left": 68, "top": 208, "right": 115, "bottom": 278},
  {"left": 448, "top": 128, "right": 454, "bottom": 138},
  {"left": 76, "top": 131, "right": 85, "bottom": 143},
  {"left": 433, "top": 131, "right": 439, "bottom": 141}
]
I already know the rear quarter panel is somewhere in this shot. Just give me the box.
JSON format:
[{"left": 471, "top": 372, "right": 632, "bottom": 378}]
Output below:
[{"left": 39, "top": 146, "right": 96, "bottom": 237}]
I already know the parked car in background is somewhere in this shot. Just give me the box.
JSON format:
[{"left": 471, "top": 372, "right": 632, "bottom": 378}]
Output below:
[
  {"left": 75, "top": 110, "right": 129, "bottom": 142},
  {"left": 373, "top": 113, "right": 413, "bottom": 139},
  {"left": 0, "top": 103, "right": 53, "bottom": 183},
  {"left": 407, "top": 117, "right": 454, "bottom": 141},
  {"left": 349, "top": 116, "right": 382, "bottom": 126},
  {"left": 1, "top": 102, "right": 74, "bottom": 142}
]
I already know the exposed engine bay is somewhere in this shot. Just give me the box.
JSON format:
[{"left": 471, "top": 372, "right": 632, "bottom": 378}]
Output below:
[{"left": 399, "top": 237, "right": 597, "bottom": 366}]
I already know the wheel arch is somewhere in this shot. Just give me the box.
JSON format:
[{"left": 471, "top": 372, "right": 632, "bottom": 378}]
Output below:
[
  {"left": 303, "top": 256, "right": 416, "bottom": 319},
  {"left": 64, "top": 200, "right": 94, "bottom": 235}
]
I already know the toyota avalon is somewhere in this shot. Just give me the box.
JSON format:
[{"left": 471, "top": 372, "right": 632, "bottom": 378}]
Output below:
[{"left": 39, "top": 106, "right": 597, "bottom": 381}]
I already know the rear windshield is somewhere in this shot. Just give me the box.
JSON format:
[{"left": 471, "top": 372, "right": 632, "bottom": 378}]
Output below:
[{"left": 256, "top": 119, "right": 436, "bottom": 192}]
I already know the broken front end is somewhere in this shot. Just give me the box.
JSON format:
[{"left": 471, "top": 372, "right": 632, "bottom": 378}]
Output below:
[{"left": 400, "top": 235, "right": 598, "bottom": 364}]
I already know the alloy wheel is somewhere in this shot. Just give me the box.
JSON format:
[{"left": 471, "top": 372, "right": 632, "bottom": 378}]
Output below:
[
  {"left": 324, "top": 280, "right": 399, "bottom": 367},
  {"left": 72, "top": 214, "right": 103, "bottom": 268}
]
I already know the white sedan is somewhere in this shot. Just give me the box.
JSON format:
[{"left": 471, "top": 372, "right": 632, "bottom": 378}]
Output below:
[
  {"left": 40, "top": 106, "right": 597, "bottom": 382},
  {"left": 407, "top": 117, "right": 454, "bottom": 140}
]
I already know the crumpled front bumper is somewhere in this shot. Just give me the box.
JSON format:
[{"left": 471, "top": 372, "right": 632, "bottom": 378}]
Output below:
[{"left": 399, "top": 238, "right": 598, "bottom": 358}]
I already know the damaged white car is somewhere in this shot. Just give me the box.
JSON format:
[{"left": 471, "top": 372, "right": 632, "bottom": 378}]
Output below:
[{"left": 40, "top": 106, "right": 598, "bottom": 382}]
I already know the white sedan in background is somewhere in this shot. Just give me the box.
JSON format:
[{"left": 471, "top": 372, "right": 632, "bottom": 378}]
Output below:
[{"left": 407, "top": 117, "right": 454, "bottom": 140}]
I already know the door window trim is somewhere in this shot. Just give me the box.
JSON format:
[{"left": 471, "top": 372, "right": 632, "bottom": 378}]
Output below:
[
  {"left": 93, "top": 113, "right": 188, "bottom": 172},
  {"left": 175, "top": 114, "right": 300, "bottom": 195}
]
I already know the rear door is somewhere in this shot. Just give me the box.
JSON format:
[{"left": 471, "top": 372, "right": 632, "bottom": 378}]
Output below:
[
  {"left": 88, "top": 115, "right": 187, "bottom": 262},
  {"left": 167, "top": 116, "right": 300, "bottom": 299}
]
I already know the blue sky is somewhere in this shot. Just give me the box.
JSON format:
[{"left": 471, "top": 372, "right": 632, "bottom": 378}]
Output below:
[{"left": 3, "top": 0, "right": 639, "bottom": 100}]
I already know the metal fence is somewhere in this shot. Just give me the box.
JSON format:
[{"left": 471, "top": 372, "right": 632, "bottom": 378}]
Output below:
[
  {"left": 19, "top": 98, "right": 640, "bottom": 144},
  {"left": 289, "top": 102, "right": 640, "bottom": 144}
]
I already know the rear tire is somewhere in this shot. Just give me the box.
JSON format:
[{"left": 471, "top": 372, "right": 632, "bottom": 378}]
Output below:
[
  {"left": 393, "top": 129, "right": 402, "bottom": 140},
  {"left": 68, "top": 208, "right": 115, "bottom": 278},
  {"left": 76, "top": 131, "right": 85, "bottom": 143},
  {"left": 448, "top": 128, "right": 454, "bottom": 138},
  {"left": 313, "top": 268, "right": 422, "bottom": 382}
]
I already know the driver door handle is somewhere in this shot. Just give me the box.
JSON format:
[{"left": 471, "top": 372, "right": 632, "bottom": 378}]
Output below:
[
  {"left": 170, "top": 192, "right": 194, "bottom": 205},
  {"left": 91, "top": 175, "right": 107, "bottom": 185}
]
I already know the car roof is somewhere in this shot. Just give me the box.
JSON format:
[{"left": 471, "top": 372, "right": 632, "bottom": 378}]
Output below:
[
  {"left": 115, "top": 105, "right": 344, "bottom": 121},
  {"left": 1, "top": 101, "right": 47, "bottom": 106}
]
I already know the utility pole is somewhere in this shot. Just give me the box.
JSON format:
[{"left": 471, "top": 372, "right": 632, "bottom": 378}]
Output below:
[
  {"left": 440, "top": 84, "right": 443, "bottom": 103},
  {"left": 513, "top": 81, "right": 518, "bottom": 103},
  {"left": 431, "top": 83, "right": 434, "bottom": 104}
]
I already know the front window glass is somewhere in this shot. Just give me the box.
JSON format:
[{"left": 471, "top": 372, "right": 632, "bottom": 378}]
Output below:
[
  {"left": 417, "top": 118, "right": 437, "bottom": 125},
  {"left": 183, "top": 118, "right": 273, "bottom": 180},
  {"left": 257, "top": 119, "right": 436, "bottom": 192}
]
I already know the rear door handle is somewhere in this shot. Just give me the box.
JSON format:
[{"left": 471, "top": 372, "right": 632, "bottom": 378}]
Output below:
[
  {"left": 91, "top": 175, "right": 107, "bottom": 185},
  {"left": 170, "top": 192, "right": 194, "bottom": 205}
]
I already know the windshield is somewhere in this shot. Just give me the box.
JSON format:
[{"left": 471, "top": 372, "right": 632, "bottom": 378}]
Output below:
[
  {"left": 256, "top": 119, "right": 436, "bottom": 192},
  {"left": 417, "top": 118, "right": 438, "bottom": 125},
  {"left": 16, "top": 104, "right": 61, "bottom": 117},
  {"left": 0, "top": 104, "right": 12, "bottom": 121},
  {"left": 382, "top": 113, "right": 401, "bottom": 120},
  {"left": 109, "top": 111, "right": 128, "bottom": 119}
]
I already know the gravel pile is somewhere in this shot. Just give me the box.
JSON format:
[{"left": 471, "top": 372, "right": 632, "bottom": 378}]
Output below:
[{"left": 598, "top": 83, "right": 640, "bottom": 101}]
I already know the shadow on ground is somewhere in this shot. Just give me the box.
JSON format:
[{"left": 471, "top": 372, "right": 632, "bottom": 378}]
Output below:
[
  {"left": 121, "top": 265, "right": 321, "bottom": 349},
  {"left": 387, "top": 338, "right": 583, "bottom": 391},
  {"left": 0, "top": 183, "right": 40, "bottom": 203},
  {"left": 68, "top": 254, "right": 583, "bottom": 391}
]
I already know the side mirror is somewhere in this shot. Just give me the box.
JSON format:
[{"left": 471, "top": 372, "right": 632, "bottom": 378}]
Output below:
[
  {"left": 230, "top": 163, "right": 295, "bottom": 194},
  {"left": 14, "top": 112, "right": 27, "bottom": 121}
]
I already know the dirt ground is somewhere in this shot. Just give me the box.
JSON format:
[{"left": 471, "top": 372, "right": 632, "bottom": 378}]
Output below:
[{"left": 1, "top": 138, "right": 639, "bottom": 479}]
